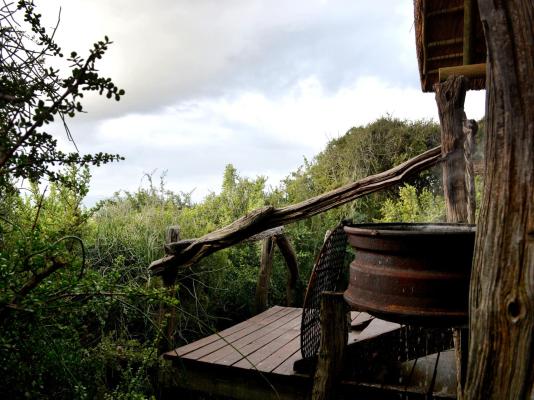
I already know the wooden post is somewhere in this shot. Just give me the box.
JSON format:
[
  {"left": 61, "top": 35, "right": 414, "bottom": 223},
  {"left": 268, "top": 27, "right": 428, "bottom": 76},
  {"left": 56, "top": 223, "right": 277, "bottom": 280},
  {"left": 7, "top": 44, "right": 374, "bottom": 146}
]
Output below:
[
  {"left": 275, "top": 234, "right": 300, "bottom": 307},
  {"left": 463, "top": 1, "right": 534, "bottom": 398},
  {"left": 160, "top": 226, "right": 180, "bottom": 348},
  {"left": 463, "top": 119, "right": 478, "bottom": 224},
  {"left": 435, "top": 75, "right": 469, "bottom": 223},
  {"left": 312, "top": 292, "right": 348, "bottom": 400},
  {"left": 435, "top": 75, "right": 470, "bottom": 399},
  {"left": 254, "top": 236, "right": 275, "bottom": 313}
]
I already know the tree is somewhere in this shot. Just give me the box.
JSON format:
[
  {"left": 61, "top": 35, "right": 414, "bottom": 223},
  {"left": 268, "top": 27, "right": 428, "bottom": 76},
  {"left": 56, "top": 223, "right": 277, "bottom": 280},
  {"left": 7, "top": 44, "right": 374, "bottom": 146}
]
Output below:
[
  {"left": 464, "top": 1, "right": 534, "bottom": 398},
  {"left": 0, "top": 0, "right": 124, "bottom": 190}
]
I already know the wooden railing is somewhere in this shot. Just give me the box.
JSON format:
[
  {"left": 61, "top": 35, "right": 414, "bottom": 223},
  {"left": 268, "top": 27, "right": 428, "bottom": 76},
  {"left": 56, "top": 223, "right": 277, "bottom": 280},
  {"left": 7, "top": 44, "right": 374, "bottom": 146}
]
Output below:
[{"left": 150, "top": 145, "right": 444, "bottom": 276}]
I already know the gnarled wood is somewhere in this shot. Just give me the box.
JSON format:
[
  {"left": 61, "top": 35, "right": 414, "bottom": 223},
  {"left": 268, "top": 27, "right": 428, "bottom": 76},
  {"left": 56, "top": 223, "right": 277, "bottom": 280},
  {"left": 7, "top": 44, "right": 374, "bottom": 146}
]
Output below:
[
  {"left": 435, "top": 75, "right": 469, "bottom": 223},
  {"left": 246, "top": 226, "right": 284, "bottom": 242},
  {"left": 275, "top": 234, "right": 299, "bottom": 307},
  {"left": 463, "top": 1, "right": 534, "bottom": 399},
  {"left": 435, "top": 74, "right": 472, "bottom": 399},
  {"left": 312, "top": 292, "right": 348, "bottom": 400},
  {"left": 150, "top": 145, "right": 444, "bottom": 275},
  {"left": 159, "top": 226, "right": 180, "bottom": 350},
  {"left": 463, "top": 119, "right": 478, "bottom": 224},
  {"left": 255, "top": 237, "right": 275, "bottom": 313}
]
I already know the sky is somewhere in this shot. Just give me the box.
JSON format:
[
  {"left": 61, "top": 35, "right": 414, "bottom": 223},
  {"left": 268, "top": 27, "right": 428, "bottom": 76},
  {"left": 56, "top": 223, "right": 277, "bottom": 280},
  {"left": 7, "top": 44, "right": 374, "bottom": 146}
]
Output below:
[{"left": 39, "top": 0, "right": 486, "bottom": 205}]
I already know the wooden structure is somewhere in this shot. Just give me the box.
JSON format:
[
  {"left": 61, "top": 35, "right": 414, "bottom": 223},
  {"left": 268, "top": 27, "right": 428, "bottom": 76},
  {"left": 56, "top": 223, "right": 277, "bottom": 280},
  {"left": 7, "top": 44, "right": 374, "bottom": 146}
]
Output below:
[
  {"left": 463, "top": 1, "right": 533, "bottom": 399},
  {"left": 153, "top": 0, "right": 534, "bottom": 398},
  {"left": 414, "top": 0, "right": 486, "bottom": 92},
  {"left": 162, "top": 306, "right": 457, "bottom": 399}
]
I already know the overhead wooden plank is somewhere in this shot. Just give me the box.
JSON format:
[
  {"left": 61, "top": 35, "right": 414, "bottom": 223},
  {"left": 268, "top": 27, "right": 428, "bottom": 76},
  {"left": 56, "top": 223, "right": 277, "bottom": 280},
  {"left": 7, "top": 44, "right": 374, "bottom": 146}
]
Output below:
[{"left": 439, "top": 63, "right": 486, "bottom": 82}]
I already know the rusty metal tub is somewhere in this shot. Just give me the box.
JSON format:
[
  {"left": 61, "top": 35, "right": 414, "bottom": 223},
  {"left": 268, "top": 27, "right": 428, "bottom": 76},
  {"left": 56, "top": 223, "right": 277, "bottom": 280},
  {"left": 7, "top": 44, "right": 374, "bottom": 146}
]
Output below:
[{"left": 343, "top": 223, "right": 475, "bottom": 326}]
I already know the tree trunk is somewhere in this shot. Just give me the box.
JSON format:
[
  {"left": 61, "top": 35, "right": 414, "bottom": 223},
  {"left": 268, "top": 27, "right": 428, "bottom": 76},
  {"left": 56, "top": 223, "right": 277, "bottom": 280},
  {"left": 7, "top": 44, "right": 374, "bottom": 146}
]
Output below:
[
  {"left": 312, "top": 292, "right": 348, "bottom": 400},
  {"left": 435, "top": 75, "right": 469, "bottom": 223},
  {"left": 435, "top": 74, "right": 471, "bottom": 399},
  {"left": 254, "top": 236, "right": 275, "bottom": 313},
  {"left": 275, "top": 234, "right": 300, "bottom": 307},
  {"left": 463, "top": 119, "right": 478, "bottom": 224},
  {"left": 464, "top": 1, "right": 534, "bottom": 398},
  {"left": 159, "top": 226, "right": 180, "bottom": 350}
]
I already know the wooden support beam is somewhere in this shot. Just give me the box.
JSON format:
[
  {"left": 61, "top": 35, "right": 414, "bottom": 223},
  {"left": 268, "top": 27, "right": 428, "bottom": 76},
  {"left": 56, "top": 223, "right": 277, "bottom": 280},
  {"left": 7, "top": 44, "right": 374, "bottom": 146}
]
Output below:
[
  {"left": 312, "top": 292, "right": 348, "bottom": 400},
  {"left": 275, "top": 234, "right": 300, "bottom": 307},
  {"left": 464, "top": 1, "right": 534, "bottom": 398},
  {"left": 435, "top": 75, "right": 469, "bottom": 223},
  {"left": 439, "top": 64, "right": 486, "bottom": 82},
  {"left": 435, "top": 75, "right": 471, "bottom": 399},
  {"left": 160, "top": 226, "right": 180, "bottom": 350},
  {"left": 463, "top": 0, "right": 474, "bottom": 65},
  {"left": 255, "top": 236, "right": 275, "bottom": 313},
  {"left": 463, "top": 119, "right": 478, "bottom": 224}
]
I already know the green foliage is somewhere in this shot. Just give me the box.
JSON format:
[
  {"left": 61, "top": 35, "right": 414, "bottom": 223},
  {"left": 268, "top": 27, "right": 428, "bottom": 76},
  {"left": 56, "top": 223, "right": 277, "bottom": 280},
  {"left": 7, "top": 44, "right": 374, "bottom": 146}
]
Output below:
[
  {"left": 176, "top": 165, "right": 270, "bottom": 320},
  {"left": 89, "top": 173, "right": 189, "bottom": 279},
  {"left": 277, "top": 116, "right": 443, "bottom": 283},
  {"left": 377, "top": 184, "right": 445, "bottom": 223},
  {"left": 0, "top": 170, "right": 178, "bottom": 399},
  {"left": 0, "top": 63, "right": 451, "bottom": 398},
  {"left": 0, "top": 0, "right": 124, "bottom": 189}
]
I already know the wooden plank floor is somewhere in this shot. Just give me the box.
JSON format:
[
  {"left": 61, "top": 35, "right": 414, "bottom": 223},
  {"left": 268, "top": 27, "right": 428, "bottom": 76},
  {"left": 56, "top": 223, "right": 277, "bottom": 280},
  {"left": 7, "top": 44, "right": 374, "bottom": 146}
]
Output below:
[
  {"left": 163, "top": 306, "right": 457, "bottom": 399},
  {"left": 164, "top": 305, "right": 371, "bottom": 375}
]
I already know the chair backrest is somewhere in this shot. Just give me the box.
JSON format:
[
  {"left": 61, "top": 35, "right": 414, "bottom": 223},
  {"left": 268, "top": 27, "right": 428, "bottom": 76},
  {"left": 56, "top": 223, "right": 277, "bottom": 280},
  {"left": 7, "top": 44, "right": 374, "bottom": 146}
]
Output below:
[{"left": 300, "top": 221, "right": 349, "bottom": 359}]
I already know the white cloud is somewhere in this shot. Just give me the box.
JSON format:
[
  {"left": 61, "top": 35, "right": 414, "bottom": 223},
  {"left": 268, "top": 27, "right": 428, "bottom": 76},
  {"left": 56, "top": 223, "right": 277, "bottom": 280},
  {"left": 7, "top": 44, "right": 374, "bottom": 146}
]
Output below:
[
  {"left": 33, "top": 1, "right": 486, "bottom": 206},
  {"left": 74, "top": 75, "right": 484, "bottom": 205}
]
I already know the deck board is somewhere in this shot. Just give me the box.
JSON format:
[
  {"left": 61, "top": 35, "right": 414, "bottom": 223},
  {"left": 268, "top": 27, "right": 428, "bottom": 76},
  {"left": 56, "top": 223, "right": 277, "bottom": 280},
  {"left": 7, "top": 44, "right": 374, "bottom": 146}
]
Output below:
[
  {"left": 164, "top": 306, "right": 457, "bottom": 399},
  {"left": 232, "top": 318, "right": 302, "bottom": 370},
  {"left": 164, "top": 305, "right": 285, "bottom": 358},
  {"left": 200, "top": 309, "right": 302, "bottom": 364},
  {"left": 172, "top": 306, "right": 295, "bottom": 360},
  {"left": 166, "top": 307, "right": 382, "bottom": 373}
]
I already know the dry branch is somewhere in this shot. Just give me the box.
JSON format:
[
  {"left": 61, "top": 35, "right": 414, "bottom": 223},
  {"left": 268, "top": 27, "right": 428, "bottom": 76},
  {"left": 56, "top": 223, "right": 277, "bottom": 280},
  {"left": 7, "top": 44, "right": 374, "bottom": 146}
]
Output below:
[
  {"left": 150, "top": 145, "right": 444, "bottom": 275},
  {"left": 275, "top": 234, "right": 299, "bottom": 306}
]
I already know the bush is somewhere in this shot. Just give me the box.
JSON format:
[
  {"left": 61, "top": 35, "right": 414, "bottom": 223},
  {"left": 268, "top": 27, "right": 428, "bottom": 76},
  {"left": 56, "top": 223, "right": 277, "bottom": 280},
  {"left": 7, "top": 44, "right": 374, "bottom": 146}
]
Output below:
[{"left": 0, "top": 170, "right": 177, "bottom": 399}]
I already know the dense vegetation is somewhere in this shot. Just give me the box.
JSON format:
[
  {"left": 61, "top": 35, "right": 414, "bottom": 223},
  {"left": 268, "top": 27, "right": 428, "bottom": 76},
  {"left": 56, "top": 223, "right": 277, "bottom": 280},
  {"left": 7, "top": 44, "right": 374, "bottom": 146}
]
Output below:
[
  {"left": 0, "top": 2, "right": 456, "bottom": 398},
  {"left": 0, "top": 115, "right": 447, "bottom": 398}
]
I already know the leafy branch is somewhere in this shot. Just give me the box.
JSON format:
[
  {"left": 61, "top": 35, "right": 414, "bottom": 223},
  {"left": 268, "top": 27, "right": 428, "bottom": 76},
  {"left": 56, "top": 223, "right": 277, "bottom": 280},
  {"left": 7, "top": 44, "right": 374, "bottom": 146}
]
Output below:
[{"left": 0, "top": 0, "right": 125, "bottom": 188}]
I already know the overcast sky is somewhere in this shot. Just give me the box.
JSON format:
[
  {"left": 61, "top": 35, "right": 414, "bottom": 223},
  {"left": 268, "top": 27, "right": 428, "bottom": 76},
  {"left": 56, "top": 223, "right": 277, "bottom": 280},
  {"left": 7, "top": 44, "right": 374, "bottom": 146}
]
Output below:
[{"left": 40, "top": 0, "right": 485, "bottom": 205}]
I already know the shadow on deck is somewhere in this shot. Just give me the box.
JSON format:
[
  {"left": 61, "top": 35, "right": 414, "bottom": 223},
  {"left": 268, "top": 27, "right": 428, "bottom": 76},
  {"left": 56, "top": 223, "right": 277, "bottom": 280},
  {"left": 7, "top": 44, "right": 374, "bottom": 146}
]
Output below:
[{"left": 161, "top": 306, "right": 458, "bottom": 399}]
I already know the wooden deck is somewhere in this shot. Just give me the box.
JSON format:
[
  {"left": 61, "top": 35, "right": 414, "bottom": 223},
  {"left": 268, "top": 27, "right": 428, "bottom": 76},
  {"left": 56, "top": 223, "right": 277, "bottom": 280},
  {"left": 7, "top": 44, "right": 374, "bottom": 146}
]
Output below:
[{"left": 163, "top": 306, "right": 457, "bottom": 399}]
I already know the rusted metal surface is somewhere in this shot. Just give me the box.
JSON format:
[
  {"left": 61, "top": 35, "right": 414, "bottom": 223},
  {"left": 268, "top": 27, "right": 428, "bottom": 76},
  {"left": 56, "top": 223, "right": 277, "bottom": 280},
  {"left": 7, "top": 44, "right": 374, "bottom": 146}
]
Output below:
[{"left": 343, "top": 223, "right": 475, "bottom": 327}]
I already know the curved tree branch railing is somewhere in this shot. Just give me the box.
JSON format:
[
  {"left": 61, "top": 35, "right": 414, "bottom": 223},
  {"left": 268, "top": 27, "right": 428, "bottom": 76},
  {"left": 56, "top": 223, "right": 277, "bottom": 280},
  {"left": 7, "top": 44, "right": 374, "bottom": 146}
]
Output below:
[{"left": 150, "top": 145, "right": 444, "bottom": 275}]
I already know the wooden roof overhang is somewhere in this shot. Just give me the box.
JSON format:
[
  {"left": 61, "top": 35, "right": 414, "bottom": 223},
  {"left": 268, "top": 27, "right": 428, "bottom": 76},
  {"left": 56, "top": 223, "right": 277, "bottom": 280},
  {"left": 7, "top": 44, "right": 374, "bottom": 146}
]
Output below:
[{"left": 414, "top": 0, "right": 487, "bottom": 92}]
